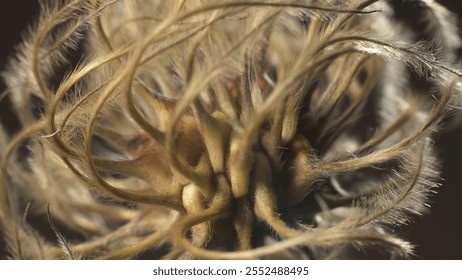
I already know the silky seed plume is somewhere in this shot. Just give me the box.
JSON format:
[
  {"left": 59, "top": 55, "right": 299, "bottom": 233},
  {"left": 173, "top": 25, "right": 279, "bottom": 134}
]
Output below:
[{"left": 0, "top": 0, "right": 461, "bottom": 259}]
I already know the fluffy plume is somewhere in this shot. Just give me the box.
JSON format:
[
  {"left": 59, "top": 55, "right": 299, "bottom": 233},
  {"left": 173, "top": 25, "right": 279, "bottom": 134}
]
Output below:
[{"left": 0, "top": 0, "right": 461, "bottom": 259}]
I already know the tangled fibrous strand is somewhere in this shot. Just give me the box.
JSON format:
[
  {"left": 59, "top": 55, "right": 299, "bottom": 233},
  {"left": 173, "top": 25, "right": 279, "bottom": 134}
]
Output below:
[{"left": 0, "top": 0, "right": 461, "bottom": 259}]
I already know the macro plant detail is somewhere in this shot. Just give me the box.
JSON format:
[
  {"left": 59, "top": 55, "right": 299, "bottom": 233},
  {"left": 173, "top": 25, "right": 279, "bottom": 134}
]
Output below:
[{"left": 0, "top": 0, "right": 461, "bottom": 259}]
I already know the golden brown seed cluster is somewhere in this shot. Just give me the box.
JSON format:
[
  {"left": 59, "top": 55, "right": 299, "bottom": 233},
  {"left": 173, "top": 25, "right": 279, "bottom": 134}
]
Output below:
[{"left": 0, "top": 0, "right": 461, "bottom": 259}]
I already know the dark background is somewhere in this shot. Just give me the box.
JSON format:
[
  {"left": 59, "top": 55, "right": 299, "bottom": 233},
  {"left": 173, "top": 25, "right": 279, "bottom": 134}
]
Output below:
[{"left": 0, "top": 1, "right": 461, "bottom": 259}]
